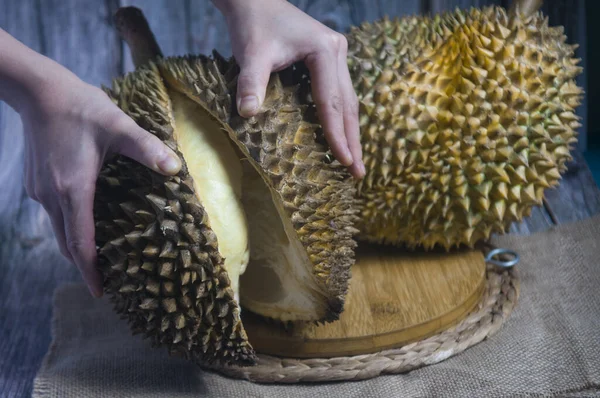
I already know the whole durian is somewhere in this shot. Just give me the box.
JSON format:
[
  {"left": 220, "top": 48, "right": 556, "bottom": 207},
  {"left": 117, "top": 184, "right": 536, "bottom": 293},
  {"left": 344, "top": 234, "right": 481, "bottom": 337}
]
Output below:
[
  {"left": 346, "top": 0, "right": 583, "bottom": 249},
  {"left": 93, "top": 7, "right": 359, "bottom": 367}
]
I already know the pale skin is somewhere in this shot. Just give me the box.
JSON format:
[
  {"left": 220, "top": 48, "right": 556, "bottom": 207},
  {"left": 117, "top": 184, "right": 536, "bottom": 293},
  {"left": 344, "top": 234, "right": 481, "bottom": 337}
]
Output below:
[{"left": 0, "top": 0, "right": 364, "bottom": 298}]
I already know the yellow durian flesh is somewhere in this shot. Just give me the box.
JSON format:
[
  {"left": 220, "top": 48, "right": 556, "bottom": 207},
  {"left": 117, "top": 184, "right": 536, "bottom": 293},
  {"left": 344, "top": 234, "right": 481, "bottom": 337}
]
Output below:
[
  {"left": 170, "top": 90, "right": 250, "bottom": 301},
  {"left": 170, "top": 89, "right": 337, "bottom": 321}
]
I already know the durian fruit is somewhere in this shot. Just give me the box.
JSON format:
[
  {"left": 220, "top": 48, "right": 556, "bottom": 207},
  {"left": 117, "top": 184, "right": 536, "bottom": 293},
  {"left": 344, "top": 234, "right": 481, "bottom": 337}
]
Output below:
[
  {"left": 94, "top": 7, "right": 359, "bottom": 367},
  {"left": 346, "top": 0, "right": 583, "bottom": 250}
]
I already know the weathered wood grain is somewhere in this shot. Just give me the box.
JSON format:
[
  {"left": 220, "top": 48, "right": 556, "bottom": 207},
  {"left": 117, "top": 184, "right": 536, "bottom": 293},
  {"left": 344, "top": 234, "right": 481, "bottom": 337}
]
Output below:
[
  {"left": 290, "top": 1, "right": 421, "bottom": 32},
  {"left": 120, "top": 0, "right": 192, "bottom": 72},
  {"left": 0, "top": 5, "right": 53, "bottom": 398},
  {"left": 188, "top": 0, "right": 231, "bottom": 57},
  {"left": 291, "top": 0, "right": 415, "bottom": 31},
  {"left": 378, "top": 0, "right": 422, "bottom": 18},
  {"left": 429, "top": 0, "right": 501, "bottom": 13},
  {"left": 0, "top": 103, "right": 47, "bottom": 243},
  {"left": 0, "top": 0, "right": 46, "bottom": 241},
  {"left": 289, "top": 0, "right": 354, "bottom": 32},
  {"left": 119, "top": 0, "right": 424, "bottom": 63},
  {"left": 37, "top": 0, "right": 122, "bottom": 87},
  {"left": 543, "top": 151, "right": 600, "bottom": 225},
  {"left": 574, "top": 0, "right": 587, "bottom": 150},
  {"left": 508, "top": 206, "right": 554, "bottom": 235}
]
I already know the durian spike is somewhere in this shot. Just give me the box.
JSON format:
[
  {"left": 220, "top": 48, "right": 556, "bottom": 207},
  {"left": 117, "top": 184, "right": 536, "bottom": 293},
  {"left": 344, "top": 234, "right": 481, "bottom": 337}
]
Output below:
[
  {"left": 509, "top": 0, "right": 543, "bottom": 19},
  {"left": 114, "top": 7, "right": 163, "bottom": 69}
]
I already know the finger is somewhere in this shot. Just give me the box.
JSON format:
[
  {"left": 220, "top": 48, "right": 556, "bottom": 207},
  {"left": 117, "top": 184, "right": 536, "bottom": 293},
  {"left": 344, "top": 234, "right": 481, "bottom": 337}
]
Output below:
[
  {"left": 45, "top": 201, "right": 73, "bottom": 262},
  {"left": 337, "top": 51, "right": 365, "bottom": 179},
  {"left": 305, "top": 50, "right": 353, "bottom": 167},
  {"left": 61, "top": 183, "right": 103, "bottom": 298},
  {"left": 110, "top": 116, "right": 182, "bottom": 176},
  {"left": 236, "top": 50, "right": 272, "bottom": 117}
]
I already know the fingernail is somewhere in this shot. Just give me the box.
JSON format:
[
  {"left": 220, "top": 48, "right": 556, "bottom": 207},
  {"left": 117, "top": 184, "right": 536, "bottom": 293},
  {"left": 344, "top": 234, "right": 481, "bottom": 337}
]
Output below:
[
  {"left": 158, "top": 154, "right": 181, "bottom": 174},
  {"left": 350, "top": 161, "right": 366, "bottom": 180},
  {"left": 238, "top": 95, "right": 259, "bottom": 116},
  {"left": 341, "top": 150, "right": 353, "bottom": 166}
]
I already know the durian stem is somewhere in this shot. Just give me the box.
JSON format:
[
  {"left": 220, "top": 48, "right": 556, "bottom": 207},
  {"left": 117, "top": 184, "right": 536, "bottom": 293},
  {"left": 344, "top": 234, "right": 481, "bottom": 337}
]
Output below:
[
  {"left": 509, "top": 0, "right": 543, "bottom": 18},
  {"left": 114, "top": 7, "right": 163, "bottom": 69}
]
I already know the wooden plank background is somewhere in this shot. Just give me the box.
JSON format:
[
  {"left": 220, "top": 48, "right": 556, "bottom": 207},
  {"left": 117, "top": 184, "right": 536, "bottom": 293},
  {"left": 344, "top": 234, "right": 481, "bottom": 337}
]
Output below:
[
  {"left": 0, "top": 0, "right": 591, "bottom": 239},
  {"left": 0, "top": 1, "right": 595, "bottom": 397}
]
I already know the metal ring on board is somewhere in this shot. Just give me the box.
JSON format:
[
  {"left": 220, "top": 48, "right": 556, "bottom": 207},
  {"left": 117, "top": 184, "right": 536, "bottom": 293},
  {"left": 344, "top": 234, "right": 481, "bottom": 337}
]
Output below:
[{"left": 485, "top": 248, "right": 520, "bottom": 268}]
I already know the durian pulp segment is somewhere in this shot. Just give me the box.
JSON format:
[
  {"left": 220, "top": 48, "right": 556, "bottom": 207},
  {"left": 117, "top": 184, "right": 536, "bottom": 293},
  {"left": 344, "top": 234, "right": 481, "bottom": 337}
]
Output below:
[
  {"left": 169, "top": 91, "right": 326, "bottom": 321},
  {"left": 239, "top": 161, "right": 326, "bottom": 322},
  {"left": 170, "top": 90, "right": 250, "bottom": 301}
]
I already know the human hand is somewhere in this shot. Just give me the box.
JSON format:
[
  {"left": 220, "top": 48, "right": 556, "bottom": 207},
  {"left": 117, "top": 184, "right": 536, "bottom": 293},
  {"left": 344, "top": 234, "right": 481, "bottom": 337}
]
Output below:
[
  {"left": 213, "top": 0, "right": 365, "bottom": 179},
  {"left": 17, "top": 61, "right": 182, "bottom": 298}
]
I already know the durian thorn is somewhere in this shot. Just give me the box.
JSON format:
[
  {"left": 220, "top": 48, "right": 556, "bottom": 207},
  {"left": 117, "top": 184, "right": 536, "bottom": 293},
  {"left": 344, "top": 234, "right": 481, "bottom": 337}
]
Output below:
[
  {"left": 114, "top": 7, "right": 163, "bottom": 69},
  {"left": 509, "top": 0, "right": 543, "bottom": 19}
]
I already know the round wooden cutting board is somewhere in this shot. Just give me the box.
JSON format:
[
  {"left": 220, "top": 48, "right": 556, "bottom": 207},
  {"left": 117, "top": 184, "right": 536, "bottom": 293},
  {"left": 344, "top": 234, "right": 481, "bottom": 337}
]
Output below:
[{"left": 241, "top": 245, "right": 487, "bottom": 358}]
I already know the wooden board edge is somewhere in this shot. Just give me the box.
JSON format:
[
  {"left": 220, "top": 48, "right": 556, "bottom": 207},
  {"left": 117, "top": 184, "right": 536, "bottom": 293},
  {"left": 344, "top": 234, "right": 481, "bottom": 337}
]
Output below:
[{"left": 246, "top": 253, "right": 487, "bottom": 358}]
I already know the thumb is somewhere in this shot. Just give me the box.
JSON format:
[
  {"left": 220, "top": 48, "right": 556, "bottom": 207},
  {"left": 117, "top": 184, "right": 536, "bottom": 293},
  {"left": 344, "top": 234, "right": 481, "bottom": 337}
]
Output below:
[
  {"left": 236, "top": 52, "right": 272, "bottom": 118},
  {"left": 110, "top": 117, "right": 182, "bottom": 175}
]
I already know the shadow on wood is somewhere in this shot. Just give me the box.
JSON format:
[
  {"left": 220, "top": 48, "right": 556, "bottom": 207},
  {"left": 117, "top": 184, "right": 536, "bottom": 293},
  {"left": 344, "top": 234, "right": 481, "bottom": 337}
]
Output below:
[{"left": 242, "top": 246, "right": 486, "bottom": 358}]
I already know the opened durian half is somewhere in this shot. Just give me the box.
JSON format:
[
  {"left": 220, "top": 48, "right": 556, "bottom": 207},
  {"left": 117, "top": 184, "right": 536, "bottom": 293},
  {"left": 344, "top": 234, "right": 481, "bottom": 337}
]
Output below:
[
  {"left": 346, "top": 0, "right": 583, "bottom": 250},
  {"left": 94, "top": 7, "right": 358, "bottom": 367}
]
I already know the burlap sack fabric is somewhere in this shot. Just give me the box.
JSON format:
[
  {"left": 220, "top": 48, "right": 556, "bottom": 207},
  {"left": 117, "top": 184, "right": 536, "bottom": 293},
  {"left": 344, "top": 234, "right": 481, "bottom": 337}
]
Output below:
[{"left": 32, "top": 216, "right": 600, "bottom": 397}]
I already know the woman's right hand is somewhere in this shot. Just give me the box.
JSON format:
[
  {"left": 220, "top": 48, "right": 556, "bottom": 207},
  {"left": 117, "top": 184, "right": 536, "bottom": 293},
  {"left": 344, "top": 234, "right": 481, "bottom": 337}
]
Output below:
[
  {"left": 212, "top": 0, "right": 365, "bottom": 179},
  {"left": 4, "top": 43, "right": 182, "bottom": 298}
]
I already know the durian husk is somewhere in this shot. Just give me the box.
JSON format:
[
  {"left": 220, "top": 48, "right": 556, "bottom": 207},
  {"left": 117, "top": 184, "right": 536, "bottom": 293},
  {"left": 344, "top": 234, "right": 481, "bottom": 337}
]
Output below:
[
  {"left": 346, "top": 5, "right": 583, "bottom": 250},
  {"left": 94, "top": 55, "right": 359, "bottom": 367}
]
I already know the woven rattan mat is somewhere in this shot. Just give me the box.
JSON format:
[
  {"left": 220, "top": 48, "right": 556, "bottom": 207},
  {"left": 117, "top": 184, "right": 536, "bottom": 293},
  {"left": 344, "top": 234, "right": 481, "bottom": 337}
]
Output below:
[
  {"left": 33, "top": 216, "right": 600, "bottom": 396},
  {"left": 206, "top": 262, "right": 518, "bottom": 383}
]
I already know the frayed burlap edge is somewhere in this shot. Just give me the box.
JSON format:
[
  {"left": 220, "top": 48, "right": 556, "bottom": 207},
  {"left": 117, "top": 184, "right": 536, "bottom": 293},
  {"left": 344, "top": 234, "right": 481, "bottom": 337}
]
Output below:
[{"left": 204, "top": 263, "right": 519, "bottom": 383}]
